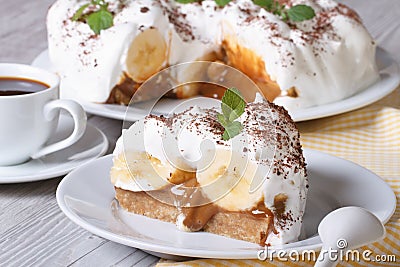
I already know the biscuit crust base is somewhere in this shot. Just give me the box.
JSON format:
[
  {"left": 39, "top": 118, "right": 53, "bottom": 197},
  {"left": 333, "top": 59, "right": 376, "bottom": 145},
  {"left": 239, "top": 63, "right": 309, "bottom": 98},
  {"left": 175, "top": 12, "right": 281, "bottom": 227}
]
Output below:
[{"left": 115, "top": 187, "right": 271, "bottom": 245}]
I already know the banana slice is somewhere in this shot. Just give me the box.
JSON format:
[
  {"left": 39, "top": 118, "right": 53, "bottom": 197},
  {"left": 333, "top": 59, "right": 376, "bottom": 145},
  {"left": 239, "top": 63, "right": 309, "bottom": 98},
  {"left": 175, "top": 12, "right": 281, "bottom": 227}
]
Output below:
[
  {"left": 110, "top": 152, "right": 172, "bottom": 191},
  {"left": 126, "top": 28, "right": 167, "bottom": 83},
  {"left": 196, "top": 148, "right": 263, "bottom": 211}
]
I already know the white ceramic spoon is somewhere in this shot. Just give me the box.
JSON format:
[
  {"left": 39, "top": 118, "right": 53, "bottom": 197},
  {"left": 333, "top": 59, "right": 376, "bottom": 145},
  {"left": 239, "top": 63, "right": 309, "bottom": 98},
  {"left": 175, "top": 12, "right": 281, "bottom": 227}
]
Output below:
[{"left": 314, "top": 206, "right": 385, "bottom": 267}]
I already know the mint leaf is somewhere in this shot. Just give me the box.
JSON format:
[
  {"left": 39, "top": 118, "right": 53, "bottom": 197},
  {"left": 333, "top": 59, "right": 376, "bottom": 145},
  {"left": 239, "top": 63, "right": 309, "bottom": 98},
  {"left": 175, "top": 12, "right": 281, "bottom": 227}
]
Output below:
[
  {"left": 217, "top": 88, "right": 246, "bottom": 141},
  {"left": 287, "top": 5, "right": 316, "bottom": 22},
  {"left": 252, "top": 0, "right": 315, "bottom": 22},
  {"left": 281, "top": 10, "right": 288, "bottom": 21},
  {"left": 215, "top": 0, "right": 232, "bottom": 7},
  {"left": 221, "top": 102, "right": 244, "bottom": 122},
  {"left": 72, "top": 3, "right": 90, "bottom": 21},
  {"left": 87, "top": 9, "right": 113, "bottom": 35},
  {"left": 71, "top": 0, "right": 114, "bottom": 35},
  {"left": 176, "top": 0, "right": 231, "bottom": 5},
  {"left": 221, "top": 88, "right": 245, "bottom": 120},
  {"left": 217, "top": 113, "right": 229, "bottom": 128},
  {"left": 253, "top": 0, "right": 273, "bottom": 9},
  {"left": 222, "top": 121, "right": 243, "bottom": 141},
  {"left": 92, "top": 0, "right": 102, "bottom": 5}
]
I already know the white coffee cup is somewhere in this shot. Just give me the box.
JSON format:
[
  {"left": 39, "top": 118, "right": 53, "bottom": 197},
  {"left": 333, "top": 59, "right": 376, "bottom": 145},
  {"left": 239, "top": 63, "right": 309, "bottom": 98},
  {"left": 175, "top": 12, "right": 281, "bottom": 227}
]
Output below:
[{"left": 0, "top": 63, "right": 87, "bottom": 166}]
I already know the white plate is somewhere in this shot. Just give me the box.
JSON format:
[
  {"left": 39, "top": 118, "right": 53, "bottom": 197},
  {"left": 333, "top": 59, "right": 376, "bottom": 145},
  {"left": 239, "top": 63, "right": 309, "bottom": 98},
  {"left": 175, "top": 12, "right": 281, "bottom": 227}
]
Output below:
[
  {"left": 32, "top": 48, "right": 400, "bottom": 122},
  {"left": 0, "top": 115, "right": 108, "bottom": 183},
  {"left": 56, "top": 149, "right": 396, "bottom": 259}
]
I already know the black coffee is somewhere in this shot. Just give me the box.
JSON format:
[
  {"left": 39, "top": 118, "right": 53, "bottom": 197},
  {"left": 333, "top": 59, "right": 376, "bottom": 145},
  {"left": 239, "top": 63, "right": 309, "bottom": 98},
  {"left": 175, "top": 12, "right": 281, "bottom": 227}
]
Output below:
[{"left": 0, "top": 77, "right": 49, "bottom": 96}]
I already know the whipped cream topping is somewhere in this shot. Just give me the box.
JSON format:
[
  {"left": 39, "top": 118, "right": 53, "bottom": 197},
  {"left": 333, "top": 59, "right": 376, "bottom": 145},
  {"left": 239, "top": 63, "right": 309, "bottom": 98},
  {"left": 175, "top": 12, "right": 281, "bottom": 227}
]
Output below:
[
  {"left": 220, "top": 0, "right": 379, "bottom": 111},
  {"left": 48, "top": 0, "right": 379, "bottom": 109},
  {"left": 47, "top": 0, "right": 219, "bottom": 102},
  {"left": 111, "top": 95, "right": 308, "bottom": 244}
]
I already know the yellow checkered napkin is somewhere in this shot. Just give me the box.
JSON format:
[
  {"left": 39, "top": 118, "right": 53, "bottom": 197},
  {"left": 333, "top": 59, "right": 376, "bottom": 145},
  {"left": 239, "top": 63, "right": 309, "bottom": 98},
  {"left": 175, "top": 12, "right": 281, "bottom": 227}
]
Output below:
[{"left": 157, "top": 88, "right": 400, "bottom": 267}]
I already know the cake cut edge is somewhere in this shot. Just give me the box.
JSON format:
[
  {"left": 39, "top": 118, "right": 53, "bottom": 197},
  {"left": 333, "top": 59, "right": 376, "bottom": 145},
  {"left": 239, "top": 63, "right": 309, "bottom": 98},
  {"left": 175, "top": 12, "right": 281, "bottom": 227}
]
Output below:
[{"left": 115, "top": 187, "right": 272, "bottom": 245}]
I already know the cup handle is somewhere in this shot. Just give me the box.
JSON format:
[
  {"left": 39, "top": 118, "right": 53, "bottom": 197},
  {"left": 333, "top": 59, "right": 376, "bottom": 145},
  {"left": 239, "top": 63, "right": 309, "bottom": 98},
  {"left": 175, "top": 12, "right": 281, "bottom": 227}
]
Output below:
[{"left": 31, "top": 99, "right": 87, "bottom": 159}]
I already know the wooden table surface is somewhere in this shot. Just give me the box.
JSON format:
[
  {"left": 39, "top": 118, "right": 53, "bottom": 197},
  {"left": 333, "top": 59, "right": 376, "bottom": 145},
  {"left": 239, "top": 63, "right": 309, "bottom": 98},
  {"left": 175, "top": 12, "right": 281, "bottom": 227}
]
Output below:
[{"left": 0, "top": 0, "right": 399, "bottom": 266}]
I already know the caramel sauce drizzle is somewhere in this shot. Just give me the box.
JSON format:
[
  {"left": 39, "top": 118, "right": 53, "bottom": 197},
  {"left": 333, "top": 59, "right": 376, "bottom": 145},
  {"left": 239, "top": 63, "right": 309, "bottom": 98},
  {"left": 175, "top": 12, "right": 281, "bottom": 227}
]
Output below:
[
  {"left": 183, "top": 203, "right": 219, "bottom": 232},
  {"left": 165, "top": 169, "right": 280, "bottom": 241},
  {"left": 142, "top": 165, "right": 286, "bottom": 246}
]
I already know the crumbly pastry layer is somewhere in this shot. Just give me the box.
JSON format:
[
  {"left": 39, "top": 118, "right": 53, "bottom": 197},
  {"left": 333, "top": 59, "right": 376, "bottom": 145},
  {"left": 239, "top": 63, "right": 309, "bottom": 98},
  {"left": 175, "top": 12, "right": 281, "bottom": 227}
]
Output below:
[
  {"left": 48, "top": 0, "right": 379, "bottom": 110},
  {"left": 115, "top": 187, "right": 271, "bottom": 245},
  {"left": 110, "top": 95, "right": 308, "bottom": 245}
]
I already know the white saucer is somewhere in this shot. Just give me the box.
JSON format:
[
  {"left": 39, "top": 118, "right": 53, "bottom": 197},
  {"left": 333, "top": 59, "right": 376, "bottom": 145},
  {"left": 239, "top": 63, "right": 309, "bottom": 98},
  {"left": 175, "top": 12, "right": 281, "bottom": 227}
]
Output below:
[
  {"left": 32, "top": 48, "right": 400, "bottom": 122},
  {"left": 0, "top": 115, "right": 108, "bottom": 183},
  {"left": 56, "top": 149, "right": 396, "bottom": 259}
]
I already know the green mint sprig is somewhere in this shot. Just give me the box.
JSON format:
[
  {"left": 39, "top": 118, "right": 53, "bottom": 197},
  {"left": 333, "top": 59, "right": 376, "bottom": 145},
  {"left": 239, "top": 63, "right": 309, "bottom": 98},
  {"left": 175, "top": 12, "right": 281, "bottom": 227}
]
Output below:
[
  {"left": 217, "top": 88, "right": 246, "bottom": 141},
  {"left": 72, "top": 0, "right": 113, "bottom": 35},
  {"left": 253, "top": 0, "right": 315, "bottom": 22},
  {"left": 175, "top": 0, "right": 315, "bottom": 22},
  {"left": 175, "top": 0, "right": 232, "bottom": 7}
]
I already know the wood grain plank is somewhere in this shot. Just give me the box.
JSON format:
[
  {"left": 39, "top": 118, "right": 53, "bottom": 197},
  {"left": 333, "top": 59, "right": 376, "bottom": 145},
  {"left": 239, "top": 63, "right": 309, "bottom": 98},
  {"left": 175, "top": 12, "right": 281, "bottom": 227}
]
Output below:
[
  {"left": 0, "top": 179, "right": 61, "bottom": 235},
  {"left": 0, "top": 0, "right": 399, "bottom": 266},
  {"left": 0, "top": 0, "right": 55, "bottom": 64},
  {"left": 113, "top": 250, "right": 149, "bottom": 267},
  {"left": 0, "top": 200, "right": 131, "bottom": 266},
  {"left": 111, "top": 249, "right": 159, "bottom": 267},
  {"left": 69, "top": 241, "right": 138, "bottom": 267},
  {"left": 128, "top": 254, "right": 159, "bottom": 267}
]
